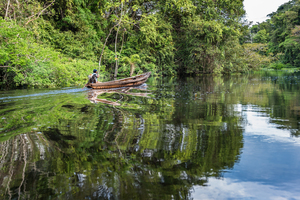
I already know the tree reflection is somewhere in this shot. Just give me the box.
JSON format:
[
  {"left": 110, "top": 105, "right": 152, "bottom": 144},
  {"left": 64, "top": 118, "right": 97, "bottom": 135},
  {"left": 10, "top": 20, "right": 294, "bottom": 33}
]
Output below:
[{"left": 0, "top": 77, "right": 245, "bottom": 199}]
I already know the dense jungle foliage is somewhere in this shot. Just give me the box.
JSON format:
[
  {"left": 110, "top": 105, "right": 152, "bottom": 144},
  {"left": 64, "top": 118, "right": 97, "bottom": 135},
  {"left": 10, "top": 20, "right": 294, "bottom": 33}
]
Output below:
[
  {"left": 250, "top": 0, "right": 300, "bottom": 70},
  {"left": 1, "top": 0, "right": 271, "bottom": 89}
]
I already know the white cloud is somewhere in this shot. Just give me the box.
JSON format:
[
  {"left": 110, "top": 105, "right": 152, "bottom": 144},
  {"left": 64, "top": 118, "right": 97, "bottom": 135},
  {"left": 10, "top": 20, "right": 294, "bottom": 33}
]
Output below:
[
  {"left": 192, "top": 177, "right": 300, "bottom": 200},
  {"left": 244, "top": 0, "right": 291, "bottom": 23},
  {"left": 244, "top": 106, "right": 300, "bottom": 146}
]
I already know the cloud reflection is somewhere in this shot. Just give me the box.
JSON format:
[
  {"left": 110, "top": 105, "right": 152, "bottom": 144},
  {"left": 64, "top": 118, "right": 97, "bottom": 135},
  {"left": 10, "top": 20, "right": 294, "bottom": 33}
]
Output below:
[
  {"left": 235, "top": 104, "right": 300, "bottom": 146},
  {"left": 192, "top": 177, "right": 300, "bottom": 200},
  {"left": 244, "top": 105, "right": 300, "bottom": 146}
]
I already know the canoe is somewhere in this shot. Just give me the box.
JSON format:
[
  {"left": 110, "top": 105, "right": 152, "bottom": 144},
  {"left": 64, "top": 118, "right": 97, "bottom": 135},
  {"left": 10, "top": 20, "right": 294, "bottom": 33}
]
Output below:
[{"left": 86, "top": 72, "right": 151, "bottom": 89}]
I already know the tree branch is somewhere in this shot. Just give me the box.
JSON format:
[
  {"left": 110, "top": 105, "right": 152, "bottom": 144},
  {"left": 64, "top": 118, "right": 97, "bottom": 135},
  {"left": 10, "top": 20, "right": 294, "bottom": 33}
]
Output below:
[
  {"left": 98, "top": 23, "right": 120, "bottom": 71},
  {"left": 119, "top": 29, "right": 126, "bottom": 55},
  {"left": 24, "top": 0, "right": 55, "bottom": 26},
  {"left": 99, "top": 2, "right": 125, "bottom": 72},
  {"left": 5, "top": 0, "right": 11, "bottom": 19},
  {"left": 116, "top": 29, "right": 126, "bottom": 70}
]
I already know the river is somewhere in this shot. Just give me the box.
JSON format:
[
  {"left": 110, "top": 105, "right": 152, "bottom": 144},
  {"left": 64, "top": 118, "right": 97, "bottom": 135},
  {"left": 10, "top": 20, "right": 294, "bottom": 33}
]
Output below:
[{"left": 0, "top": 71, "right": 300, "bottom": 199}]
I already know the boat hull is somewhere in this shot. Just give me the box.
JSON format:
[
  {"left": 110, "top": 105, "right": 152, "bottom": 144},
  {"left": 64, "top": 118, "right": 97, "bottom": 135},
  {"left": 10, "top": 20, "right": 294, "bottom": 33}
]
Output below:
[{"left": 86, "top": 72, "right": 151, "bottom": 89}]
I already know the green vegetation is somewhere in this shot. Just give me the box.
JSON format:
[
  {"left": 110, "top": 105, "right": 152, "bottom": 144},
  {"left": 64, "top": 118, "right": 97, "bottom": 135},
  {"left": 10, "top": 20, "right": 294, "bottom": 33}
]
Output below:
[
  {"left": 0, "top": 20, "right": 97, "bottom": 88},
  {"left": 249, "top": 0, "right": 300, "bottom": 70},
  {"left": 0, "top": 0, "right": 273, "bottom": 89},
  {"left": 4, "top": 0, "right": 299, "bottom": 89}
]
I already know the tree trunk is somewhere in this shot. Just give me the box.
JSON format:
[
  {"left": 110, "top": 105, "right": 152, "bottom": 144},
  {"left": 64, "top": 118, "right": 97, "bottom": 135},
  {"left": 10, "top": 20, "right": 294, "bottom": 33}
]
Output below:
[
  {"left": 114, "top": 24, "right": 121, "bottom": 78},
  {"left": 113, "top": 2, "right": 124, "bottom": 78},
  {"left": 130, "top": 64, "right": 135, "bottom": 77},
  {"left": 98, "top": 23, "right": 119, "bottom": 71},
  {"left": 5, "top": 0, "right": 11, "bottom": 19},
  {"left": 116, "top": 30, "right": 126, "bottom": 72}
]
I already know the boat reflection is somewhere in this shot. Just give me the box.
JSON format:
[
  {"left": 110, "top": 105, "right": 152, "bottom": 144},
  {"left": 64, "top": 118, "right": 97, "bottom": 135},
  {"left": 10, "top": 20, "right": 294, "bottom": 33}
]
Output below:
[{"left": 87, "top": 85, "right": 151, "bottom": 106}]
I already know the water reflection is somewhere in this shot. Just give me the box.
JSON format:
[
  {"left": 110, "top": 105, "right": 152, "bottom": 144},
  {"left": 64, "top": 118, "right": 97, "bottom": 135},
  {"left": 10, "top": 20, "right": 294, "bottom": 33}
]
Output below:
[
  {"left": 0, "top": 113, "right": 243, "bottom": 199},
  {"left": 87, "top": 85, "right": 151, "bottom": 106},
  {"left": 0, "top": 72, "right": 299, "bottom": 199},
  {"left": 193, "top": 177, "right": 300, "bottom": 199}
]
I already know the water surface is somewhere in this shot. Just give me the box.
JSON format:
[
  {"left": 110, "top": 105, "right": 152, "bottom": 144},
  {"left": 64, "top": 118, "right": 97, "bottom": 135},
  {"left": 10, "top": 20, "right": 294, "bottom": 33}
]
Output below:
[{"left": 0, "top": 71, "right": 300, "bottom": 199}]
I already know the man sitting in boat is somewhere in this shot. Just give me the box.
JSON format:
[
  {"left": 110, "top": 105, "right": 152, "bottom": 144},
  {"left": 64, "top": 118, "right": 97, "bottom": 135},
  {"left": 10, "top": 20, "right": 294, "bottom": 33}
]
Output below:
[{"left": 88, "top": 69, "right": 100, "bottom": 83}]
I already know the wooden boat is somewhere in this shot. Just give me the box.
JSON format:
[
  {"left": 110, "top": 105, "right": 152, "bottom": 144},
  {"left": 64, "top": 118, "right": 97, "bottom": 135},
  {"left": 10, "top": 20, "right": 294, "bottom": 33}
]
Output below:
[{"left": 86, "top": 72, "right": 151, "bottom": 89}]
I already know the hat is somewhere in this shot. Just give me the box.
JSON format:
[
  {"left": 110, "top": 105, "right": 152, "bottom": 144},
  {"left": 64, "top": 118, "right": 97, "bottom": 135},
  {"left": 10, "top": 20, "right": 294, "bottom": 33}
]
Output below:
[{"left": 93, "top": 69, "right": 97, "bottom": 73}]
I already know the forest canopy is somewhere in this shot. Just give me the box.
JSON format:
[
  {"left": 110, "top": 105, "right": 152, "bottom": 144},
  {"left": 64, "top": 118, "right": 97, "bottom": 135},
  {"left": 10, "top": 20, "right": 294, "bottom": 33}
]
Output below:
[
  {"left": 0, "top": 0, "right": 273, "bottom": 88},
  {"left": 250, "top": 0, "right": 300, "bottom": 70}
]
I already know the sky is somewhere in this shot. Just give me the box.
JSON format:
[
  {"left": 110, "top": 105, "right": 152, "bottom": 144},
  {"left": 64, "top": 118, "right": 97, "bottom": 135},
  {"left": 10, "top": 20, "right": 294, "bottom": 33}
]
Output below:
[{"left": 244, "top": 0, "right": 291, "bottom": 24}]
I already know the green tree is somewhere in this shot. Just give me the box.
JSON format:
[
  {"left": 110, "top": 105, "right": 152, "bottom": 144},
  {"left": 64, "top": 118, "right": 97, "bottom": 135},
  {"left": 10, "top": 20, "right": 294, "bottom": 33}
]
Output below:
[
  {"left": 0, "top": 0, "right": 260, "bottom": 88},
  {"left": 121, "top": 54, "right": 141, "bottom": 76},
  {"left": 259, "top": 0, "right": 300, "bottom": 67},
  {"left": 253, "top": 29, "right": 270, "bottom": 43}
]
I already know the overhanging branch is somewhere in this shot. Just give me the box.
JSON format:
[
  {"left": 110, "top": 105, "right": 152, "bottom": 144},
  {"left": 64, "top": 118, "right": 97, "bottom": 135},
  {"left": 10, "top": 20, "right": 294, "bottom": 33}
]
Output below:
[{"left": 24, "top": 0, "right": 55, "bottom": 26}]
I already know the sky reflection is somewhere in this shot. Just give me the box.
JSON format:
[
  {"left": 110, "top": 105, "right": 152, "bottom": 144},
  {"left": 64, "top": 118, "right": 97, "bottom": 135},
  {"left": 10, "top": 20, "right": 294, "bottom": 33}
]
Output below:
[
  {"left": 244, "top": 105, "right": 300, "bottom": 146},
  {"left": 192, "top": 104, "right": 300, "bottom": 199},
  {"left": 193, "top": 177, "right": 300, "bottom": 200}
]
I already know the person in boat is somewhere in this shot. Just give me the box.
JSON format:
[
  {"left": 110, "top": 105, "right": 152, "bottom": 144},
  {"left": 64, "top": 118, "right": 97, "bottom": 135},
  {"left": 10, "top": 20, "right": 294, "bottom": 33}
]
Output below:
[{"left": 88, "top": 69, "right": 100, "bottom": 83}]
